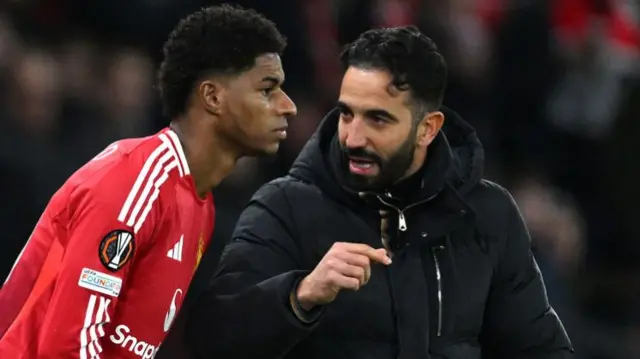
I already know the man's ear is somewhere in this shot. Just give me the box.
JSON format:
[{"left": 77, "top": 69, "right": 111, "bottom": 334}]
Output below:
[
  {"left": 198, "top": 80, "right": 225, "bottom": 115},
  {"left": 416, "top": 111, "right": 444, "bottom": 148}
]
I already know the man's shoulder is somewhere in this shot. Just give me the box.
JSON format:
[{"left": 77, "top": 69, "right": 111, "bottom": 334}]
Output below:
[
  {"left": 463, "top": 179, "right": 520, "bottom": 234},
  {"left": 57, "top": 129, "right": 188, "bottom": 216},
  {"left": 251, "top": 175, "right": 321, "bottom": 203},
  {"left": 467, "top": 179, "right": 513, "bottom": 204}
]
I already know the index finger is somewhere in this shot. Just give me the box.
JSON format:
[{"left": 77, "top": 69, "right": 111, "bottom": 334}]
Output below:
[
  {"left": 366, "top": 248, "right": 392, "bottom": 265},
  {"left": 344, "top": 243, "right": 391, "bottom": 265}
]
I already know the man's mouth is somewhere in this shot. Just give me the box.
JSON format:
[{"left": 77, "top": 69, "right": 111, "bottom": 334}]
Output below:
[
  {"left": 348, "top": 157, "right": 377, "bottom": 175},
  {"left": 274, "top": 126, "right": 288, "bottom": 139}
]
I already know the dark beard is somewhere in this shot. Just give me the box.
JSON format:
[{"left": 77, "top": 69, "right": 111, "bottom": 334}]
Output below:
[{"left": 340, "top": 132, "right": 417, "bottom": 192}]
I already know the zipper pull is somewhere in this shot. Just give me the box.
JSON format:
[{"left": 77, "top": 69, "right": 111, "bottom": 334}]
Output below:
[{"left": 398, "top": 212, "right": 407, "bottom": 231}]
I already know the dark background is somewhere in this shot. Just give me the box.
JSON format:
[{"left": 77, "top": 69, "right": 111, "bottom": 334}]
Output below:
[{"left": 0, "top": 0, "right": 639, "bottom": 357}]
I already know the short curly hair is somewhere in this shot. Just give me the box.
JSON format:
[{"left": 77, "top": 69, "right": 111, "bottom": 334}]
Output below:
[
  {"left": 158, "top": 4, "right": 287, "bottom": 118},
  {"left": 340, "top": 26, "right": 447, "bottom": 117}
]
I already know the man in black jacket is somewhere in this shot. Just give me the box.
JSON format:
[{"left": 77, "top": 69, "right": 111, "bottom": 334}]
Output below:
[{"left": 187, "top": 26, "right": 573, "bottom": 359}]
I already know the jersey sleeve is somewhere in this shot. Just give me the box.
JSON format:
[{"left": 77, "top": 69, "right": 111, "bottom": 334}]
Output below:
[{"left": 37, "top": 182, "right": 160, "bottom": 358}]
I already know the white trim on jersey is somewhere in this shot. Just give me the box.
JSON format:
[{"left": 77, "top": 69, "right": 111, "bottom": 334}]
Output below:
[
  {"left": 117, "top": 134, "right": 186, "bottom": 233},
  {"left": 126, "top": 150, "right": 174, "bottom": 228},
  {"left": 80, "top": 294, "right": 111, "bottom": 359},
  {"left": 166, "top": 235, "right": 184, "bottom": 262},
  {"left": 159, "top": 134, "right": 183, "bottom": 177},
  {"left": 134, "top": 160, "right": 177, "bottom": 233},
  {"left": 165, "top": 130, "right": 191, "bottom": 176},
  {"left": 117, "top": 142, "right": 169, "bottom": 225}
]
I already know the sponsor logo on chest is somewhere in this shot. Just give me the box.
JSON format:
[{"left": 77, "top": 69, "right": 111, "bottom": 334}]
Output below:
[{"left": 110, "top": 324, "right": 161, "bottom": 359}]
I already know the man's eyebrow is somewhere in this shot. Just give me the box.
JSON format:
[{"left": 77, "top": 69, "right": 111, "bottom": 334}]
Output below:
[
  {"left": 336, "top": 101, "right": 350, "bottom": 110},
  {"left": 365, "top": 108, "right": 397, "bottom": 121},
  {"left": 260, "top": 76, "right": 283, "bottom": 86},
  {"left": 336, "top": 101, "right": 399, "bottom": 122}
]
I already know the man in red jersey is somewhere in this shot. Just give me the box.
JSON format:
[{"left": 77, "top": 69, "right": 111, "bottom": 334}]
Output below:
[{"left": 0, "top": 4, "right": 296, "bottom": 359}]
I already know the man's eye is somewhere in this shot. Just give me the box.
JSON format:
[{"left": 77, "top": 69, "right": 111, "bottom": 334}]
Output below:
[
  {"left": 338, "top": 107, "right": 352, "bottom": 117},
  {"left": 261, "top": 88, "right": 274, "bottom": 96}
]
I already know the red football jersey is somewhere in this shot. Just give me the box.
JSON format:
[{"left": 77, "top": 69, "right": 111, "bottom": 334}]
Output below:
[{"left": 0, "top": 128, "right": 214, "bottom": 359}]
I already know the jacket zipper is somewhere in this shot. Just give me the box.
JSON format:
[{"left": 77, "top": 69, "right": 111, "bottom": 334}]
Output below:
[
  {"left": 375, "top": 193, "right": 437, "bottom": 232},
  {"left": 374, "top": 193, "right": 447, "bottom": 340},
  {"left": 431, "top": 245, "right": 445, "bottom": 336}
]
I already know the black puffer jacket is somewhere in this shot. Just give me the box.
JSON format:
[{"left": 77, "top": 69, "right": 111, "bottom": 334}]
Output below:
[{"left": 188, "top": 108, "right": 574, "bottom": 359}]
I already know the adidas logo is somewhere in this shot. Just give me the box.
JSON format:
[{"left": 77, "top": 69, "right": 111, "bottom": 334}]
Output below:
[{"left": 167, "top": 235, "right": 184, "bottom": 262}]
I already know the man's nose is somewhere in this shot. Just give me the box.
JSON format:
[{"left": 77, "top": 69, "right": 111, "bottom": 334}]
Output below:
[
  {"left": 344, "top": 120, "right": 367, "bottom": 149},
  {"left": 278, "top": 91, "right": 297, "bottom": 117}
]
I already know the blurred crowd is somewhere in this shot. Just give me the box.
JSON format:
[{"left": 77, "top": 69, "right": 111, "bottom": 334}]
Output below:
[{"left": 0, "top": 0, "right": 639, "bottom": 358}]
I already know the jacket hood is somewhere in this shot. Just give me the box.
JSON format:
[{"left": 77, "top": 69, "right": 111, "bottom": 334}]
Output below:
[{"left": 288, "top": 106, "right": 484, "bottom": 204}]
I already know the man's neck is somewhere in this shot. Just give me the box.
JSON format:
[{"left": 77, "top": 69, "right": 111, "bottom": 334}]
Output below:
[{"left": 169, "top": 120, "right": 240, "bottom": 198}]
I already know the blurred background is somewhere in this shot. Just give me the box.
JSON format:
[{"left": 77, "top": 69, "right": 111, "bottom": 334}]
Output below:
[{"left": 0, "top": 0, "right": 638, "bottom": 357}]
